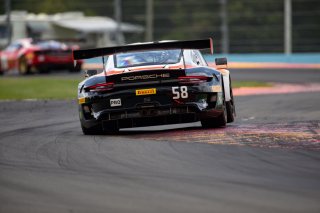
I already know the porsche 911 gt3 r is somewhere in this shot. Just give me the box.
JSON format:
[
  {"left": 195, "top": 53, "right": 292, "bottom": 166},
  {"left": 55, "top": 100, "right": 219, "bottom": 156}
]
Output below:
[{"left": 73, "top": 38, "right": 235, "bottom": 135}]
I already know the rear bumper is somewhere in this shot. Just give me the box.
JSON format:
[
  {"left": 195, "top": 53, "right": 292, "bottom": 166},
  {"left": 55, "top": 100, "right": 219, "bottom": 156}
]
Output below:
[
  {"left": 80, "top": 103, "right": 224, "bottom": 129},
  {"left": 79, "top": 82, "right": 225, "bottom": 129}
]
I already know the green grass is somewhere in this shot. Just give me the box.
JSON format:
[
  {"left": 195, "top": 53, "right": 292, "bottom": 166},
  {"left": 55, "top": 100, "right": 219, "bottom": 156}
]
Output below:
[
  {"left": 232, "top": 81, "right": 271, "bottom": 88},
  {"left": 0, "top": 76, "right": 81, "bottom": 100},
  {"left": 0, "top": 76, "right": 271, "bottom": 100}
]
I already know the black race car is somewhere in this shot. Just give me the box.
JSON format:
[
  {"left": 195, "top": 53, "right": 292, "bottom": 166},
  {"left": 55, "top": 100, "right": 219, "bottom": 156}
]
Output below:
[{"left": 73, "top": 38, "right": 235, "bottom": 134}]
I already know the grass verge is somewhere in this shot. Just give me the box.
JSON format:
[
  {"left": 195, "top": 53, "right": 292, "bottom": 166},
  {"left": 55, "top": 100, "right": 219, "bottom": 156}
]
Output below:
[
  {"left": 0, "top": 76, "right": 81, "bottom": 100},
  {"left": 0, "top": 76, "right": 271, "bottom": 100},
  {"left": 232, "top": 81, "right": 271, "bottom": 88}
]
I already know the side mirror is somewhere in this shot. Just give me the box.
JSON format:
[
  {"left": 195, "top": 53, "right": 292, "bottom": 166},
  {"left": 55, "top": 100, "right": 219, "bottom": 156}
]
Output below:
[
  {"left": 85, "top": 70, "right": 98, "bottom": 78},
  {"left": 215, "top": 57, "right": 227, "bottom": 66}
]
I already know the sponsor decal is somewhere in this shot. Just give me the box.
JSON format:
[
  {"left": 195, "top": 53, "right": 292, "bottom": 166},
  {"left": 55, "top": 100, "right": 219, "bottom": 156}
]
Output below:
[
  {"left": 136, "top": 88, "right": 156, "bottom": 96},
  {"left": 121, "top": 73, "right": 170, "bottom": 81},
  {"left": 110, "top": 98, "right": 122, "bottom": 107},
  {"left": 78, "top": 97, "right": 86, "bottom": 104},
  {"left": 212, "top": 85, "right": 222, "bottom": 92},
  {"left": 172, "top": 86, "right": 188, "bottom": 99}
]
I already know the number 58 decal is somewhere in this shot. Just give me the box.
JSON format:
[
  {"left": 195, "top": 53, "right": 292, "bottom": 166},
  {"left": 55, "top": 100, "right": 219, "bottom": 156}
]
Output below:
[{"left": 172, "top": 86, "right": 188, "bottom": 99}]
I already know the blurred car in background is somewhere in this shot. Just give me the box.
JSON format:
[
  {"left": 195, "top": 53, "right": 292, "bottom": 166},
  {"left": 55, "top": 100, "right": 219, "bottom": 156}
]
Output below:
[{"left": 0, "top": 38, "right": 82, "bottom": 75}]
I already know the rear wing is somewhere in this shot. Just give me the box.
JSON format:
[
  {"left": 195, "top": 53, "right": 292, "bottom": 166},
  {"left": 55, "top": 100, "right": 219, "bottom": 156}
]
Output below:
[{"left": 73, "top": 38, "right": 213, "bottom": 60}]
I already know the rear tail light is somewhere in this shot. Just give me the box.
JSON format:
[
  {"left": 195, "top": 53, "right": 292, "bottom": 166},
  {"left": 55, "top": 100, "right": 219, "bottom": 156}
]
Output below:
[
  {"left": 178, "top": 76, "right": 210, "bottom": 84},
  {"left": 26, "top": 53, "right": 34, "bottom": 60},
  {"left": 86, "top": 82, "right": 114, "bottom": 92}
]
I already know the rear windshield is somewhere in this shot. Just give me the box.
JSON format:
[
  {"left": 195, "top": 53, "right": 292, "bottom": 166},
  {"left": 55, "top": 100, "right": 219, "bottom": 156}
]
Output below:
[{"left": 114, "top": 49, "right": 182, "bottom": 68}]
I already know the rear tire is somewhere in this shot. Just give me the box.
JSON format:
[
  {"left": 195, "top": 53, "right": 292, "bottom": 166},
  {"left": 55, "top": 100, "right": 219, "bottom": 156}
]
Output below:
[
  {"left": 0, "top": 64, "right": 3, "bottom": 75},
  {"left": 226, "top": 101, "right": 235, "bottom": 123},
  {"left": 39, "top": 67, "right": 50, "bottom": 74},
  {"left": 81, "top": 123, "right": 119, "bottom": 135},
  {"left": 81, "top": 124, "right": 103, "bottom": 135},
  {"left": 18, "top": 56, "right": 30, "bottom": 75},
  {"left": 103, "top": 122, "right": 119, "bottom": 134},
  {"left": 201, "top": 102, "right": 227, "bottom": 128},
  {"left": 201, "top": 75, "right": 228, "bottom": 128}
]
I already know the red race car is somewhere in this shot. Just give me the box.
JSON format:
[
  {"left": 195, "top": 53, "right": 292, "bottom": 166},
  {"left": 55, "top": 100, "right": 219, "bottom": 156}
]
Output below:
[{"left": 0, "top": 38, "right": 82, "bottom": 75}]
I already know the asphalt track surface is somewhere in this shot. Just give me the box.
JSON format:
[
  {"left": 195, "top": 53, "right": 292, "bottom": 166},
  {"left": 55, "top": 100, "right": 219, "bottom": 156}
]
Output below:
[{"left": 0, "top": 69, "right": 320, "bottom": 213}]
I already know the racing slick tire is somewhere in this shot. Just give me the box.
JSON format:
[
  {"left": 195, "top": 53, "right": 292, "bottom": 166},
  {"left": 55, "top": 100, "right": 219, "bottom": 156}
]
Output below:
[
  {"left": 201, "top": 76, "right": 228, "bottom": 128},
  {"left": 18, "top": 56, "right": 31, "bottom": 75},
  {"left": 39, "top": 67, "right": 50, "bottom": 74},
  {"left": 226, "top": 101, "right": 235, "bottom": 123},
  {"left": 201, "top": 102, "right": 227, "bottom": 128},
  {"left": 81, "top": 123, "right": 119, "bottom": 135},
  {"left": 102, "top": 122, "right": 120, "bottom": 135},
  {"left": 226, "top": 78, "right": 236, "bottom": 123},
  {"left": 81, "top": 124, "right": 104, "bottom": 135},
  {"left": 0, "top": 64, "right": 3, "bottom": 75}
]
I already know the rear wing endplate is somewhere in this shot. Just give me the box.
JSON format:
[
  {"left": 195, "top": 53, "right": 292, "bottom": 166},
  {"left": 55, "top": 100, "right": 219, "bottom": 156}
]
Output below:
[{"left": 73, "top": 38, "right": 213, "bottom": 60}]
